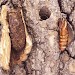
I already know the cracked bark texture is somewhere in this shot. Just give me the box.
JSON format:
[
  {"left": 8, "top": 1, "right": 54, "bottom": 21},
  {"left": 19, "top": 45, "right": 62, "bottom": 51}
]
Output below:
[{"left": 0, "top": 0, "right": 75, "bottom": 75}]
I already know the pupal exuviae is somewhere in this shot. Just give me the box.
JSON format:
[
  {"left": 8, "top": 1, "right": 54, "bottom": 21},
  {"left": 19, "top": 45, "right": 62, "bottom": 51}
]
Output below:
[
  {"left": 0, "top": 5, "right": 32, "bottom": 70},
  {"left": 58, "top": 18, "right": 74, "bottom": 51}
]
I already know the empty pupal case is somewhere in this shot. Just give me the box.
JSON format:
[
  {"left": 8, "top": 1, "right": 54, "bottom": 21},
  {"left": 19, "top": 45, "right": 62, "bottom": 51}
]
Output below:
[{"left": 0, "top": 5, "right": 32, "bottom": 70}]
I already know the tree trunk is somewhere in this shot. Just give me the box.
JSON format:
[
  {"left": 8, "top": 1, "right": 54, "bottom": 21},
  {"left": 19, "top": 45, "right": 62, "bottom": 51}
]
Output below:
[{"left": 0, "top": 0, "right": 75, "bottom": 75}]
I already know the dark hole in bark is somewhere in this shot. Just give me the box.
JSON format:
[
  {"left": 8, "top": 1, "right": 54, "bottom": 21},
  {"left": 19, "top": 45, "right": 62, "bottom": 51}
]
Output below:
[{"left": 39, "top": 6, "right": 51, "bottom": 20}]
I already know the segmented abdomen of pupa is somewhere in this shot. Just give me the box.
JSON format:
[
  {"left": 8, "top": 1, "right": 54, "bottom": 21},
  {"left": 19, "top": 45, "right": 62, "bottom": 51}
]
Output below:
[{"left": 59, "top": 18, "right": 69, "bottom": 51}]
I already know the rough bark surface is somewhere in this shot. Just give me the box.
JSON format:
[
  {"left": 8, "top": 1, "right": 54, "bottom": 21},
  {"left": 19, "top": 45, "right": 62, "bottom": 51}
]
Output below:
[{"left": 0, "top": 0, "right": 75, "bottom": 75}]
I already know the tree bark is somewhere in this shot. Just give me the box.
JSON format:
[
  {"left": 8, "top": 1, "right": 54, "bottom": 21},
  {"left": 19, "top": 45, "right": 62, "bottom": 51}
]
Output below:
[{"left": 0, "top": 0, "right": 75, "bottom": 75}]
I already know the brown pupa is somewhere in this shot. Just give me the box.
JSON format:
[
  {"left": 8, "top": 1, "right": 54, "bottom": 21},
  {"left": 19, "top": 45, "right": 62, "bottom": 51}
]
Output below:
[{"left": 59, "top": 18, "right": 74, "bottom": 51}]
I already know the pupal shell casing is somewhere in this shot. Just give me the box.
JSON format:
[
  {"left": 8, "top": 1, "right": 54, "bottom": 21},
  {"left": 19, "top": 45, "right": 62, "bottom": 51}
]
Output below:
[
  {"left": 7, "top": 7, "right": 32, "bottom": 65},
  {"left": 59, "top": 18, "right": 69, "bottom": 51},
  {"left": 0, "top": 5, "right": 11, "bottom": 70},
  {"left": 0, "top": 5, "right": 32, "bottom": 70}
]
